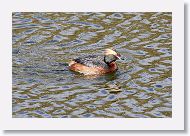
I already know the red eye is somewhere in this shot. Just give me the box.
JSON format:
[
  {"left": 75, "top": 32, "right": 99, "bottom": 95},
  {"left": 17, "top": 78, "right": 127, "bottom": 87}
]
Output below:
[
  {"left": 116, "top": 54, "right": 121, "bottom": 59},
  {"left": 117, "top": 54, "right": 121, "bottom": 57}
]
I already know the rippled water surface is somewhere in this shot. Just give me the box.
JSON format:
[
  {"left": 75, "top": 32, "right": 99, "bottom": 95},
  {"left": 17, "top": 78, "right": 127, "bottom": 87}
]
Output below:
[{"left": 12, "top": 12, "right": 172, "bottom": 118}]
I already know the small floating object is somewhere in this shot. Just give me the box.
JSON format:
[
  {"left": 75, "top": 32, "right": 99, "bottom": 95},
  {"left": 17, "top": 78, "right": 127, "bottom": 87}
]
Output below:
[
  {"left": 68, "top": 48, "right": 121, "bottom": 75},
  {"left": 109, "top": 89, "right": 122, "bottom": 94},
  {"left": 106, "top": 83, "right": 122, "bottom": 93}
]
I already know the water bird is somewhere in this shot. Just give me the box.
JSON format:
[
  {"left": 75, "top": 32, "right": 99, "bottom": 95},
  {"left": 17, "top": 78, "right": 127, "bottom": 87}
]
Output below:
[{"left": 69, "top": 48, "right": 121, "bottom": 75}]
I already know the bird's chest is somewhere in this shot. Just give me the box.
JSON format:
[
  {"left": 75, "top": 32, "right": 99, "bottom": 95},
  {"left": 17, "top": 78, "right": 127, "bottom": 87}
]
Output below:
[{"left": 108, "top": 62, "right": 118, "bottom": 72}]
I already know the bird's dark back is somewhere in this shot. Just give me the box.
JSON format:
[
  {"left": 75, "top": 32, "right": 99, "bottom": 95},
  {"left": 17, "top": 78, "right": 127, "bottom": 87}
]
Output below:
[{"left": 73, "top": 55, "right": 108, "bottom": 68}]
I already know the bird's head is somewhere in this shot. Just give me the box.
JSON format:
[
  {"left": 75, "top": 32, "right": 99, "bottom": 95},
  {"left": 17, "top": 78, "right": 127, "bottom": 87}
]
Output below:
[{"left": 104, "top": 48, "right": 121, "bottom": 59}]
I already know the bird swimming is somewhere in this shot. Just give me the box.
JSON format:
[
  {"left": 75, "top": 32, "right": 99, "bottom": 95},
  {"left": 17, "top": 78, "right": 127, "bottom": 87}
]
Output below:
[{"left": 68, "top": 48, "right": 121, "bottom": 75}]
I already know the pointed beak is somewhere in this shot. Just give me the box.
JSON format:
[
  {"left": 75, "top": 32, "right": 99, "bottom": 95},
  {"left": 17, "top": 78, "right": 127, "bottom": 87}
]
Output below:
[{"left": 116, "top": 54, "right": 121, "bottom": 60}]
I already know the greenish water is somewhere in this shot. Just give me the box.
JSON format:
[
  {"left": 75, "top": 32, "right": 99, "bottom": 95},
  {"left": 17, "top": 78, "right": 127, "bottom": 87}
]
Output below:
[{"left": 12, "top": 12, "right": 172, "bottom": 118}]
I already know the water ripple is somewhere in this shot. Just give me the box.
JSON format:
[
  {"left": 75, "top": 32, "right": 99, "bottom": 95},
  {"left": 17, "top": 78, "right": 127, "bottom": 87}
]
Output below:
[{"left": 12, "top": 12, "right": 172, "bottom": 118}]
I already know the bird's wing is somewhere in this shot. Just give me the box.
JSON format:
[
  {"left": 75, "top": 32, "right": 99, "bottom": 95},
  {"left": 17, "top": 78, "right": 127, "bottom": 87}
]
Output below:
[{"left": 73, "top": 55, "right": 108, "bottom": 68}]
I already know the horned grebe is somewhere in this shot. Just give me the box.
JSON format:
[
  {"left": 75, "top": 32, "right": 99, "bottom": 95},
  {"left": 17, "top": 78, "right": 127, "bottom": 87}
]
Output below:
[{"left": 68, "top": 48, "right": 121, "bottom": 75}]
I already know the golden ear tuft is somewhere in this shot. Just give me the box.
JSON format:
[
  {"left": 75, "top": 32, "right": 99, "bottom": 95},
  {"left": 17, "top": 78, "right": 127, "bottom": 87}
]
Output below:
[
  {"left": 104, "top": 48, "right": 117, "bottom": 55},
  {"left": 110, "top": 47, "right": 115, "bottom": 50}
]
